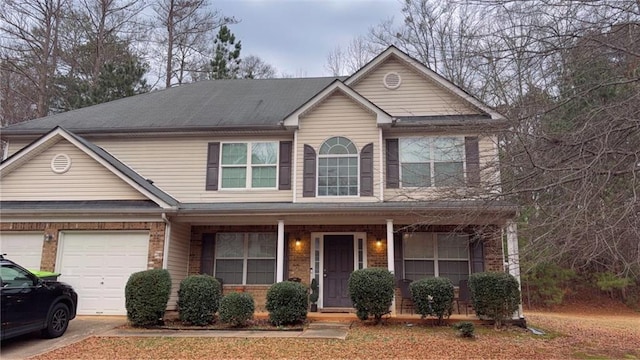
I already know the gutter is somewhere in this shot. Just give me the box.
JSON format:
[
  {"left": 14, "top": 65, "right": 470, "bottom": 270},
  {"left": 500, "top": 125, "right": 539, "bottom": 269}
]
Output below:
[{"left": 161, "top": 212, "right": 171, "bottom": 270}]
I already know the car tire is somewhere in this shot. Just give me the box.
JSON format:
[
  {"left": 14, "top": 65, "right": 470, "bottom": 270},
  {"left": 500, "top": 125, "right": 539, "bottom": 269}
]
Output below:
[{"left": 41, "top": 303, "right": 70, "bottom": 339}]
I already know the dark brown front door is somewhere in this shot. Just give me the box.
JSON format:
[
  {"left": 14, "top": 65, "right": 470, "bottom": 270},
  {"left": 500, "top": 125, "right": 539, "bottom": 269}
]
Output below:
[{"left": 323, "top": 235, "right": 354, "bottom": 307}]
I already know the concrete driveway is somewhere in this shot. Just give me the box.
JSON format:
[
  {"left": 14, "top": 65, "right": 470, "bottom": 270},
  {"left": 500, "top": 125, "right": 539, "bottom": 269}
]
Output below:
[{"left": 1, "top": 316, "right": 126, "bottom": 360}]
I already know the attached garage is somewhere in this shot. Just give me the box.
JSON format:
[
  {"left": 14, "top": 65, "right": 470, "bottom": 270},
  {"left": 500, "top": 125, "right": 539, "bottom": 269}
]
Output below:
[
  {"left": 56, "top": 231, "right": 150, "bottom": 315},
  {"left": 0, "top": 232, "right": 44, "bottom": 270}
]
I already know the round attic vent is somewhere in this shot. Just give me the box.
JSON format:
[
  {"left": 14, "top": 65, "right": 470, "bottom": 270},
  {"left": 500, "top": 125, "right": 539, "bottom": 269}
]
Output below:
[
  {"left": 51, "top": 154, "right": 71, "bottom": 174},
  {"left": 383, "top": 72, "right": 402, "bottom": 89}
]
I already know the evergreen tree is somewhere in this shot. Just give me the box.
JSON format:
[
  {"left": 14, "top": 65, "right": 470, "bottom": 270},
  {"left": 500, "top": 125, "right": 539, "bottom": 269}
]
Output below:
[{"left": 209, "top": 25, "right": 241, "bottom": 79}]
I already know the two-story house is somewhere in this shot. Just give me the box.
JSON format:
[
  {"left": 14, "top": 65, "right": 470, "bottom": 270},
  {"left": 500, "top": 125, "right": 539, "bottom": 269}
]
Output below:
[{"left": 0, "top": 46, "right": 521, "bottom": 316}]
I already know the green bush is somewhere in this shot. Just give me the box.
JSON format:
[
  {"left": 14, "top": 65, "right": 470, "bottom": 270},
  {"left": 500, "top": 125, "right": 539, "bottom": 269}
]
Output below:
[
  {"left": 265, "top": 281, "right": 308, "bottom": 326},
  {"left": 219, "top": 292, "right": 255, "bottom": 327},
  {"left": 348, "top": 268, "right": 395, "bottom": 323},
  {"left": 452, "top": 321, "right": 475, "bottom": 338},
  {"left": 125, "top": 269, "right": 171, "bottom": 327},
  {"left": 177, "top": 275, "right": 222, "bottom": 326},
  {"left": 469, "top": 272, "right": 521, "bottom": 328},
  {"left": 410, "top": 277, "right": 455, "bottom": 324}
]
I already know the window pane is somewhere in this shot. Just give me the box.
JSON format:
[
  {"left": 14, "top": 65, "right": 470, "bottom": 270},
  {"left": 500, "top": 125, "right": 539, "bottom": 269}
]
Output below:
[
  {"left": 221, "top": 167, "right": 247, "bottom": 188},
  {"left": 215, "top": 233, "right": 244, "bottom": 257},
  {"left": 246, "top": 259, "right": 275, "bottom": 284},
  {"left": 248, "top": 234, "right": 277, "bottom": 257},
  {"left": 403, "top": 233, "right": 434, "bottom": 258},
  {"left": 215, "top": 259, "right": 243, "bottom": 284},
  {"left": 437, "top": 234, "right": 469, "bottom": 259},
  {"left": 401, "top": 163, "right": 431, "bottom": 187},
  {"left": 251, "top": 143, "right": 277, "bottom": 165},
  {"left": 438, "top": 261, "right": 469, "bottom": 285},
  {"left": 433, "top": 138, "right": 463, "bottom": 161},
  {"left": 434, "top": 162, "right": 464, "bottom": 187},
  {"left": 251, "top": 166, "right": 276, "bottom": 187},
  {"left": 400, "top": 138, "right": 430, "bottom": 162},
  {"left": 404, "top": 260, "right": 434, "bottom": 281},
  {"left": 221, "top": 143, "right": 247, "bottom": 165}
]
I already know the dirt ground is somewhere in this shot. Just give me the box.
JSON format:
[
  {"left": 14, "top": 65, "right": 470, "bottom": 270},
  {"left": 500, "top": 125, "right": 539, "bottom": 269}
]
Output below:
[{"left": 31, "top": 301, "right": 640, "bottom": 360}]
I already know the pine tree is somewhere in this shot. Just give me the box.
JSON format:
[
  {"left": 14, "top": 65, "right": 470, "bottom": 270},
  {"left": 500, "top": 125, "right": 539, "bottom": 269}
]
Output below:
[{"left": 209, "top": 25, "right": 241, "bottom": 79}]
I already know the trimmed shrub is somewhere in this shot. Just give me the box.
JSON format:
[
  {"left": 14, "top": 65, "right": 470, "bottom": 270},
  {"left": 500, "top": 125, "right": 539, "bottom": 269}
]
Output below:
[
  {"left": 219, "top": 292, "right": 255, "bottom": 327},
  {"left": 266, "top": 281, "right": 308, "bottom": 326},
  {"left": 410, "top": 277, "right": 455, "bottom": 324},
  {"left": 452, "top": 321, "right": 475, "bottom": 338},
  {"left": 348, "top": 268, "right": 395, "bottom": 323},
  {"left": 177, "top": 275, "right": 222, "bottom": 326},
  {"left": 469, "top": 272, "right": 521, "bottom": 328},
  {"left": 125, "top": 269, "right": 171, "bottom": 327}
]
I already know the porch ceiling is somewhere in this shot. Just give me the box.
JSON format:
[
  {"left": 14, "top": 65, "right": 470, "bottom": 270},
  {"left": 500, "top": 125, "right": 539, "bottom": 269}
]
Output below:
[{"left": 171, "top": 201, "right": 517, "bottom": 226}]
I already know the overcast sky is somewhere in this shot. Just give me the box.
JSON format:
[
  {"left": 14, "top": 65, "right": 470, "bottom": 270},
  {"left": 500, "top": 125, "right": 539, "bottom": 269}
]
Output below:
[{"left": 215, "top": 0, "right": 402, "bottom": 77}]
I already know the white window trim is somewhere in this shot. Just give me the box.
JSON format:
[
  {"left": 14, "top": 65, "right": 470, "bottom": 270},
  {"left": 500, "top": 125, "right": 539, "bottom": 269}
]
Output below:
[
  {"left": 398, "top": 136, "right": 467, "bottom": 188},
  {"left": 214, "top": 233, "right": 277, "bottom": 285},
  {"left": 316, "top": 137, "right": 360, "bottom": 197},
  {"left": 219, "top": 141, "right": 279, "bottom": 190}
]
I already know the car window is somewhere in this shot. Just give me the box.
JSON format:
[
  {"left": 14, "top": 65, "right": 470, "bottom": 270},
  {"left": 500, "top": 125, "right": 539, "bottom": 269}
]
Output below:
[{"left": 1, "top": 265, "right": 36, "bottom": 288}]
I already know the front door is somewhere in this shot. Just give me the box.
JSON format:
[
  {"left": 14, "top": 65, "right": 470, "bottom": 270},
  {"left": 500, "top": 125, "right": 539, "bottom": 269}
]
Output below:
[{"left": 323, "top": 235, "right": 354, "bottom": 307}]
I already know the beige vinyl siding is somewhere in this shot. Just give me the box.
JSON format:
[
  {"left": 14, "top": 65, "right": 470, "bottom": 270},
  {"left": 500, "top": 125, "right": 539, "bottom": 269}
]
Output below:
[
  {"left": 166, "top": 222, "right": 190, "bottom": 309},
  {"left": 352, "top": 58, "right": 479, "bottom": 117},
  {"left": 0, "top": 140, "right": 145, "bottom": 201},
  {"left": 295, "top": 92, "right": 381, "bottom": 202},
  {"left": 383, "top": 134, "right": 500, "bottom": 201},
  {"left": 6, "top": 140, "right": 33, "bottom": 158},
  {"left": 93, "top": 136, "right": 292, "bottom": 203}
]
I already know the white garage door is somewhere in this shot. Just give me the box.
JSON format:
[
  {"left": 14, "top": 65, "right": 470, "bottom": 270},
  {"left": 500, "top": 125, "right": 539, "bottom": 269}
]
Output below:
[
  {"left": 56, "top": 231, "right": 150, "bottom": 315},
  {"left": 0, "top": 232, "right": 44, "bottom": 270}
]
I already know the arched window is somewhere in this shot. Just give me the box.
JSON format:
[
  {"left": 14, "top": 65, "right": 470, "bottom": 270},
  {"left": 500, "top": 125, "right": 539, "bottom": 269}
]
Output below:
[{"left": 318, "top": 137, "right": 358, "bottom": 196}]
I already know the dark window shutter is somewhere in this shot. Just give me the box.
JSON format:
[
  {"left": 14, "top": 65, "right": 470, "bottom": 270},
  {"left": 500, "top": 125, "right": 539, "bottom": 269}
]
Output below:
[
  {"left": 465, "top": 137, "right": 480, "bottom": 186},
  {"left": 470, "top": 239, "right": 484, "bottom": 273},
  {"left": 283, "top": 233, "right": 290, "bottom": 280},
  {"left": 360, "top": 143, "right": 374, "bottom": 196},
  {"left": 279, "top": 141, "right": 292, "bottom": 190},
  {"left": 201, "top": 233, "right": 216, "bottom": 275},
  {"left": 393, "top": 232, "right": 403, "bottom": 282},
  {"left": 303, "top": 144, "right": 316, "bottom": 197},
  {"left": 386, "top": 139, "right": 399, "bottom": 188},
  {"left": 206, "top": 142, "right": 220, "bottom": 190}
]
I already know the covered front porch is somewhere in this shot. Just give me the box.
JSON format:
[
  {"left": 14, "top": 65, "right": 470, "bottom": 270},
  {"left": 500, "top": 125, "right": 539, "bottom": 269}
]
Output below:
[{"left": 165, "top": 201, "right": 520, "bottom": 316}]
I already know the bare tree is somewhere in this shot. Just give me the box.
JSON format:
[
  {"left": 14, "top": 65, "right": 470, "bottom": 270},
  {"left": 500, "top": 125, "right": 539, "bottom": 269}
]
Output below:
[
  {"left": 239, "top": 55, "right": 277, "bottom": 79},
  {"left": 325, "top": 35, "right": 381, "bottom": 76},
  {"left": 0, "top": 0, "right": 66, "bottom": 120},
  {"left": 152, "top": 0, "right": 234, "bottom": 87}
]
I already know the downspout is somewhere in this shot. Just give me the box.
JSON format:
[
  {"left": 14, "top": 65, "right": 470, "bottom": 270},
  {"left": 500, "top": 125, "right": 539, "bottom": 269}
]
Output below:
[{"left": 161, "top": 212, "right": 171, "bottom": 269}]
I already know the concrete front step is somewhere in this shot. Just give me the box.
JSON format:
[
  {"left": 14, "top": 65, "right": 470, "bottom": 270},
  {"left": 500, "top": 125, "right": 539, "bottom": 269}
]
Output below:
[{"left": 308, "top": 321, "right": 352, "bottom": 329}]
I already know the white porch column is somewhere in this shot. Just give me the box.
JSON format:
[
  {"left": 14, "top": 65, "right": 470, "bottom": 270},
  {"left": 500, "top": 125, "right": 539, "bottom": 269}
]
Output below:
[
  {"left": 506, "top": 220, "right": 524, "bottom": 320},
  {"left": 276, "top": 220, "right": 285, "bottom": 282},
  {"left": 386, "top": 219, "right": 396, "bottom": 316}
]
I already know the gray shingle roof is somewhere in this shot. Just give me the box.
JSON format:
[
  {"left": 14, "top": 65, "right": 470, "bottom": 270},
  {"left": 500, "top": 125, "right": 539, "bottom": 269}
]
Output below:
[{"left": 2, "top": 77, "right": 342, "bottom": 135}]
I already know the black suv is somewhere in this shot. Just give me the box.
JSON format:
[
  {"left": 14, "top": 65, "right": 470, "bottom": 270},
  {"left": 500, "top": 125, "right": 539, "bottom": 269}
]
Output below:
[{"left": 1, "top": 255, "right": 78, "bottom": 340}]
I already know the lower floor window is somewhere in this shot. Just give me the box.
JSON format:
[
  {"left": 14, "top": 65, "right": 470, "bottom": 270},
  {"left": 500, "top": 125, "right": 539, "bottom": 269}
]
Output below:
[
  {"left": 403, "top": 232, "right": 470, "bottom": 285},
  {"left": 214, "top": 233, "right": 276, "bottom": 285}
]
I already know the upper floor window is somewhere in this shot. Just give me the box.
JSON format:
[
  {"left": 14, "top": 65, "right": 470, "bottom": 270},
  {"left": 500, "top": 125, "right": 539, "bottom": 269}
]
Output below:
[
  {"left": 399, "top": 137, "right": 464, "bottom": 187},
  {"left": 221, "top": 142, "right": 277, "bottom": 189},
  {"left": 318, "top": 137, "right": 358, "bottom": 196}
]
